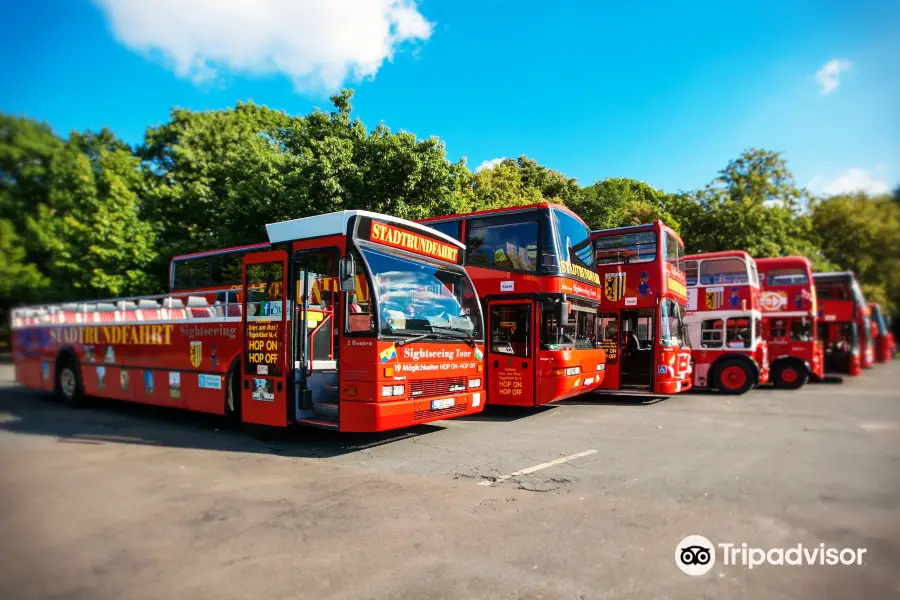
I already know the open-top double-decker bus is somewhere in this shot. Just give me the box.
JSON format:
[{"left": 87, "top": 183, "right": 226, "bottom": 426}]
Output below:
[
  {"left": 11, "top": 211, "right": 487, "bottom": 432},
  {"left": 813, "top": 272, "right": 871, "bottom": 375},
  {"left": 755, "top": 256, "right": 823, "bottom": 388},
  {"left": 681, "top": 251, "right": 769, "bottom": 394},
  {"left": 867, "top": 302, "right": 895, "bottom": 363},
  {"left": 419, "top": 203, "right": 607, "bottom": 406},
  {"left": 590, "top": 221, "right": 692, "bottom": 393}
]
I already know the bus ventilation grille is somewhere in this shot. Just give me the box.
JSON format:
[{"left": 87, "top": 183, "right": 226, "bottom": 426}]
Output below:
[
  {"left": 413, "top": 402, "right": 468, "bottom": 422},
  {"left": 409, "top": 377, "right": 467, "bottom": 399}
]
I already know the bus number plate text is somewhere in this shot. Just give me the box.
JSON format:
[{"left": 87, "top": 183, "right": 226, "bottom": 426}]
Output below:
[{"left": 431, "top": 398, "right": 455, "bottom": 410}]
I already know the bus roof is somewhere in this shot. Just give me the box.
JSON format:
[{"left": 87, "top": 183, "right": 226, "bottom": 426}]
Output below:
[
  {"left": 266, "top": 210, "right": 465, "bottom": 250},
  {"left": 754, "top": 256, "right": 813, "bottom": 272},
  {"left": 682, "top": 250, "right": 753, "bottom": 262},
  {"left": 173, "top": 241, "right": 271, "bottom": 261},
  {"left": 419, "top": 202, "right": 587, "bottom": 227},
  {"left": 813, "top": 271, "right": 855, "bottom": 282},
  {"left": 590, "top": 220, "right": 683, "bottom": 244}
]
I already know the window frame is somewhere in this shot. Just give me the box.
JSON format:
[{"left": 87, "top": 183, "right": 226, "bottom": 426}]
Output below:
[{"left": 701, "top": 318, "right": 724, "bottom": 349}]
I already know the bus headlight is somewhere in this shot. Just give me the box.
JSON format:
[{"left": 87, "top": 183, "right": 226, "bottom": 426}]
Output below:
[
  {"left": 469, "top": 378, "right": 481, "bottom": 389},
  {"left": 382, "top": 385, "right": 405, "bottom": 397},
  {"left": 596, "top": 363, "right": 605, "bottom": 372},
  {"left": 554, "top": 366, "right": 581, "bottom": 376}
]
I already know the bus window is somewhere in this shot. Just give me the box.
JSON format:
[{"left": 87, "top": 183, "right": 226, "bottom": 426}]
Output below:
[
  {"left": 682, "top": 260, "right": 698, "bottom": 286},
  {"left": 173, "top": 256, "right": 211, "bottom": 289},
  {"left": 594, "top": 231, "right": 656, "bottom": 265},
  {"left": 701, "top": 319, "right": 723, "bottom": 348},
  {"left": 346, "top": 251, "right": 374, "bottom": 334},
  {"left": 466, "top": 216, "right": 538, "bottom": 272},
  {"left": 770, "top": 318, "right": 788, "bottom": 340},
  {"left": 659, "top": 299, "right": 688, "bottom": 348},
  {"left": 541, "top": 303, "right": 596, "bottom": 350},
  {"left": 491, "top": 305, "right": 530, "bottom": 357},
  {"left": 726, "top": 318, "right": 751, "bottom": 349},
  {"left": 663, "top": 232, "right": 683, "bottom": 267},
  {"left": 700, "top": 258, "right": 749, "bottom": 285},
  {"left": 767, "top": 268, "right": 808, "bottom": 286},
  {"left": 428, "top": 220, "right": 462, "bottom": 242},
  {"left": 790, "top": 317, "right": 813, "bottom": 341},
  {"left": 211, "top": 251, "right": 245, "bottom": 287}
]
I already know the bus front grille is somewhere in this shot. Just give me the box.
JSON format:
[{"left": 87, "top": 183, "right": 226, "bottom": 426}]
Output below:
[
  {"left": 413, "top": 401, "right": 468, "bottom": 421},
  {"left": 409, "top": 377, "right": 467, "bottom": 399}
]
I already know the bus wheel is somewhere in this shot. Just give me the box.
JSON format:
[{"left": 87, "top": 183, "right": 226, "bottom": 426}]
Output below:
[
  {"left": 225, "top": 367, "right": 242, "bottom": 426},
  {"left": 772, "top": 361, "right": 808, "bottom": 390},
  {"left": 714, "top": 360, "right": 754, "bottom": 395},
  {"left": 56, "top": 357, "right": 84, "bottom": 406}
]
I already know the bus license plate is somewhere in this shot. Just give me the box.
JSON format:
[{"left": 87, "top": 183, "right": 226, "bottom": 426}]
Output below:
[{"left": 431, "top": 398, "right": 455, "bottom": 410}]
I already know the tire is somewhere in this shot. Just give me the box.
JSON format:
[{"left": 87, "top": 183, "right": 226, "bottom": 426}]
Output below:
[
  {"left": 713, "top": 359, "right": 755, "bottom": 395},
  {"left": 56, "top": 356, "right": 84, "bottom": 406},
  {"left": 225, "top": 367, "right": 242, "bottom": 426},
  {"left": 772, "top": 361, "right": 809, "bottom": 390}
]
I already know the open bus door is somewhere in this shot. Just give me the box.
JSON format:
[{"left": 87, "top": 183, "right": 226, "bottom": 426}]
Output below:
[
  {"left": 241, "top": 250, "right": 289, "bottom": 426},
  {"left": 486, "top": 300, "right": 536, "bottom": 406},
  {"left": 619, "top": 309, "right": 654, "bottom": 389}
]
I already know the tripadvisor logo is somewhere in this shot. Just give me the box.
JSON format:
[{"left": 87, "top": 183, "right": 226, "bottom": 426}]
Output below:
[{"left": 675, "top": 535, "right": 868, "bottom": 575}]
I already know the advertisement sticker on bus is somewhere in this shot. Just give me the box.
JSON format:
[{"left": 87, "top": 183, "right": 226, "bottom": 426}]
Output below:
[{"left": 369, "top": 221, "right": 459, "bottom": 263}]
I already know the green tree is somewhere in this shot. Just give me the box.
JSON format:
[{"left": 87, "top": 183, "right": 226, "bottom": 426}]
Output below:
[{"left": 569, "top": 178, "right": 681, "bottom": 231}]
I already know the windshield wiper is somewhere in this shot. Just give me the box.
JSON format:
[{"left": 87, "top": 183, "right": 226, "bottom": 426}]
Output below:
[
  {"left": 394, "top": 332, "right": 438, "bottom": 347},
  {"left": 429, "top": 325, "right": 477, "bottom": 347}
]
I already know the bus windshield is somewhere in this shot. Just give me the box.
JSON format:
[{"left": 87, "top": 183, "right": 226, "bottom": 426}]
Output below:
[
  {"left": 361, "top": 247, "right": 484, "bottom": 341},
  {"left": 552, "top": 208, "right": 595, "bottom": 271},
  {"left": 659, "top": 298, "right": 689, "bottom": 348}
]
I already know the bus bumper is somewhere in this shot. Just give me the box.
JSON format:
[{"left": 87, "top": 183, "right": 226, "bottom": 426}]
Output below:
[{"left": 339, "top": 391, "right": 485, "bottom": 432}]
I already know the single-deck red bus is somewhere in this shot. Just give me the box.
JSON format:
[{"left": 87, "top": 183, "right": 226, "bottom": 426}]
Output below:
[
  {"left": 589, "top": 221, "right": 692, "bottom": 393},
  {"left": 813, "top": 272, "right": 871, "bottom": 376},
  {"left": 755, "top": 256, "right": 823, "bottom": 388},
  {"left": 418, "top": 203, "right": 607, "bottom": 406},
  {"left": 11, "top": 211, "right": 487, "bottom": 432},
  {"left": 681, "top": 251, "right": 770, "bottom": 394},
  {"left": 868, "top": 302, "right": 895, "bottom": 363}
]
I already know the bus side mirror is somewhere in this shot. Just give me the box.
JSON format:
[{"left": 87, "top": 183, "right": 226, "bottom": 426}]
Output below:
[
  {"left": 339, "top": 256, "right": 356, "bottom": 292},
  {"left": 558, "top": 301, "right": 570, "bottom": 327}
]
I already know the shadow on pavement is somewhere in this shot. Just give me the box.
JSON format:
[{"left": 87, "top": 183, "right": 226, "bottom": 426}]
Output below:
[
  {"left": 560, "top": 391, "right": 672, "bottom": 406},
  {"left": 0, "top": 385, "right": 443, "bottom": 459},
  {"left": 455, "top": 403, "right": 554, "bottom": 422}
]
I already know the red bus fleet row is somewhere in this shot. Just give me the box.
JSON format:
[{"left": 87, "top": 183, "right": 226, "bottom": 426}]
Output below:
[{"left": 10, "top": 206, "right": 895, "bottom": 434}]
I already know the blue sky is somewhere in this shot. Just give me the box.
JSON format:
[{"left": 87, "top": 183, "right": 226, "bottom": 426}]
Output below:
[{"left": 1, "top": 0, "right": 898, "bottom": 195}]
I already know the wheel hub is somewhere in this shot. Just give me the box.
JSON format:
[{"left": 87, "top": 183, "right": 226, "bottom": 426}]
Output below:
[{"left": 60, "top": 368, "right": 76, "bottom": 398}]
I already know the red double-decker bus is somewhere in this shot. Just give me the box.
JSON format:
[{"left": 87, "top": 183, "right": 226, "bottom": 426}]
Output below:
[
  {"left": 590, "top": 221, "right": 692, "bottom": 393},
  {"left": 867, "top": 302, "right": 895, "bottom": 363},
  {"left": 11, "top": 211, "right": 487, "bottom": 432},
  {"left": 755, "top": 256, "right": 823, "bottom": 388},
  {"left": 419, "top": 203, "right": 607, "bottom": 406},
  {"left": 681, "top": 251, "right": 769, "bottom": 394},
  {"left": 813, "top": 272, "right": 871, "bottom": 376}
]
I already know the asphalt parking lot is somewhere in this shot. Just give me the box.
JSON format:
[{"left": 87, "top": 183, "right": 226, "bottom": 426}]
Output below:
[{"left": 1, "top": 362, "right": 899, "bottom": 600}]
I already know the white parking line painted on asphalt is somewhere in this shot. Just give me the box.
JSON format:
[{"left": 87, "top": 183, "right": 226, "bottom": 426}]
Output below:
[{"left": 478, "top": 449, "right": 598, "bottom": 486}]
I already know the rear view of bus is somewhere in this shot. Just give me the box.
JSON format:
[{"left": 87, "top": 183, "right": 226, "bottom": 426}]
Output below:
[
  {"left": 756, "top": 256, "right": 822, "bottom": 388},
  {"left": 813, "top": 272, "right": 869, "bottom": 376},
  {"left": 591, "top": 221, "right": 692, "bottom": 394},
  {"left": 682, "top": 251, "right": 769, "bottom": 394}
]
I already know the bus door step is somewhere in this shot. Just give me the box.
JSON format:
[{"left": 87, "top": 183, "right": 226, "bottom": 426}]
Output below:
[
  {"left": 312, "top": 400, "right": 339, "bottom": 421},
  {"left": 296, "top": 417, "right": 340, "bottom": 430}
]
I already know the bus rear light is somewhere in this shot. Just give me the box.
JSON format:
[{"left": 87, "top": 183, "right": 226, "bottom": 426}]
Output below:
[
  {"left": 468, "top": 378, "right": 482, "bottom": 389},
  {"left": 554, "top": 366, "right": 581, "bottom": 376},
  {"left": 382, "top": 385, "right": 405, "bottom": 397}
]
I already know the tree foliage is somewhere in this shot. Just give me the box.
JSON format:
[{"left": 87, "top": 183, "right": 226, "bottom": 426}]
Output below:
[{"left": 2, "top": 95, "right": 899, "bottom": 337}]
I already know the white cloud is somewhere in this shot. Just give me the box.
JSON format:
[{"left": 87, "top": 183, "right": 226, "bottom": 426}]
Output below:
[
  {"left": 807, "top": 167, "right": 890, "bottom": 196},
  {"left": 814, "top": 59, "right": 853, "bottom": 96},
  {"left": 93, "top": 0, "right": 433, "bottom": 91},
  {"left": 474, "top": 157, "right": 505, "bottom": 173}
]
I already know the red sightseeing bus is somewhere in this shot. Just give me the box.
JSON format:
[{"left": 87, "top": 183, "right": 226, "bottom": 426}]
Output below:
[
  {"left": 10, "top": 211, "right": 487, "bottom": 432},
  {"left": 868, "top": 302, "right": 895, "bottom": 363},
  {"left": 755, "top": 256, "right": 823, "bottom": 388},
  {"left": 418, "top": 203, "right": 607, "bottom": 406},
  {"left": 681, "top": 251, "right": 769, "bottom": 394},
  {"left": 590, "top": 221, "right": 692, "bottom": 393},
  {"left": 813, "top": 272, "right": 870, "bottom": 376}
]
